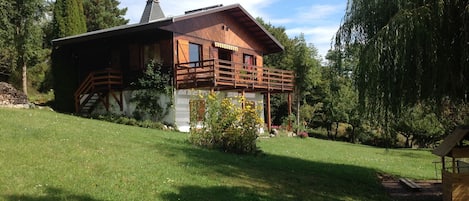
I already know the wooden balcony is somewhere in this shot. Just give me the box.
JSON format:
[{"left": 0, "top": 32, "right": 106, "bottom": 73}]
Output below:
[{"left": 175, "top": 59, "right": 294, "bottom": 92}]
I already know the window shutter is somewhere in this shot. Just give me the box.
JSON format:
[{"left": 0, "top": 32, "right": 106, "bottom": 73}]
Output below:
[
  {"left": 256, "top": 56, "right": 263, "bottom": 66},
  {"left": 257, "top": 56, "right": 263, "bottom": 82},
  {"left": 178, "top": 39, "right": 189, "bottom": 64}
]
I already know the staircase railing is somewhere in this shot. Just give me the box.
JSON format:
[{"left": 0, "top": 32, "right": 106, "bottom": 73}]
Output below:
[{"left": 74, "top": 69, "right": 123, "bottom": 113}]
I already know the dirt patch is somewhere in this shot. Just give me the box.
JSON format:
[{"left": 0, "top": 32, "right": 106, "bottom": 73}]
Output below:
[
  {"left": 379, "top": 173, "right": 442, "bottom": 201},
  {"left": 0, "top": 82, "right": 29, "bottom": 107}
]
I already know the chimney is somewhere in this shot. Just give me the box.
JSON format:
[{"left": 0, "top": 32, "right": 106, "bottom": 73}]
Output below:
[{"left": 140, "top": 0, "right": 165, "bottom": 23}]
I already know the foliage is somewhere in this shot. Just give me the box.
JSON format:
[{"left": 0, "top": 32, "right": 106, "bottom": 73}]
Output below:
[
  {"left": 257, "top": 19, "right": 322, "bottom": 128},
  {"left": 335, "top": 0, "right": 469, "bottom": 116},
  {"left": 393, "top": 103, "right": 445, "bottom": 148},
  {"left": 53, "top": 0, "right": 87, "bottom": 38},
  {"left": 189, "top": 92, "right": 263, "bottom": 154},
  {"left": 0, "top": 0, "right": 54, "bottom": 95},
  {"left": 0, "top": 0, "right": 15, "bottom": 82},
  {"left": 131, "top": 60, "right": 172, "bottom": 122},
  {"left": 90, "top": 113, "right": 172, "bottom": 130},
  {"left": 83, "top": 0, "right": 128, "bottom": 32}
]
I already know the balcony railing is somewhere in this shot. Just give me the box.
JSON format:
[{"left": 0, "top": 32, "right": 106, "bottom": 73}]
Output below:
[{"left": 175, "top": 59, "right": 294, "bottom": 92}]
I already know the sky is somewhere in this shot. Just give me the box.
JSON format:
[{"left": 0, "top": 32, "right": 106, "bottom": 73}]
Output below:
[{"left": 118, "top": 0, "right": 347, "bottom": 59}]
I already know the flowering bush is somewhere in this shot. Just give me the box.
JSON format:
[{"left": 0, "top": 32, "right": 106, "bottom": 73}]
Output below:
[
  {"left": 298, "top": 131, "right": 309, "bottom": 138},
  {"left": 189, "top": 92, "right": 263, "bottom": 154}
]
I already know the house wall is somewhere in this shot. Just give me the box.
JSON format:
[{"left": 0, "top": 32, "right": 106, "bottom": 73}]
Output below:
[
  {"left": 92, "top": 90, "right": 175, "bottom": 126},
  {"left": 174, "top": 89, "right": 265, "bottom": 132},
  {"left": 89, "top": 89, "right": 264, "bottom": 133},
  {"left": 442, "top": 170, "right": 469, "bottom": 201},
  {"left": 162, "top": 12, "right": 265, "bottom": 65}
]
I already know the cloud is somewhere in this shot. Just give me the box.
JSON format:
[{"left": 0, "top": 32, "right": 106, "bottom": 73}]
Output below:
[
  {"left": 286, "top": 26, "right": 340, "bottom": 57},
  {"left": 298, "top": 4, "right": 344, "bottom": 21}
]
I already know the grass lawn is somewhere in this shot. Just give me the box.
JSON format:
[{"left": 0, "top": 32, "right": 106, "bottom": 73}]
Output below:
[{"left": 0, "top": 108, "right": 439, "bottom": 201}]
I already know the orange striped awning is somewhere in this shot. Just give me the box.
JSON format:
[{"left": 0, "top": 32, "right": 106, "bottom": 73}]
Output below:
[{"left": 214, "top": 42, "right": 238, "bottom": 51}]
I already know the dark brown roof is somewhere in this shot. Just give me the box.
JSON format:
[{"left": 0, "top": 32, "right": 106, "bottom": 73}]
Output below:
[
  {"left": 433, "top": 127, "right": 469, "bottom": 157},
  {"left": 52, "top": 4, "right": 283, "bottom": 54}
]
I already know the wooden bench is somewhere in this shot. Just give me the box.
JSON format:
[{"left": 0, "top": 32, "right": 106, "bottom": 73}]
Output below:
[{"left": 399, "top": 178, "right": 422, "bottom": 191}]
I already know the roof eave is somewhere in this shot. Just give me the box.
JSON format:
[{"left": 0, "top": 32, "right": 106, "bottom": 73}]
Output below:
[{"left": 52, "top": 18, "right": 173, "bottom": 47}]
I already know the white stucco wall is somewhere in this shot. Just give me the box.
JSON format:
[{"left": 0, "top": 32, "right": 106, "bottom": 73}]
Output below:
[
  {"left": 92, "top": 90, "right": 175, "bottom": 125},
  {"left": 91, "top": 89, "right": 265, "bottom": 133}
]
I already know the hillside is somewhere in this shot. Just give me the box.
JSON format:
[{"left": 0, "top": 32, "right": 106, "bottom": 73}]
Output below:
[{"left": 0, "top": 108, "right": 438, "bottom": 201}]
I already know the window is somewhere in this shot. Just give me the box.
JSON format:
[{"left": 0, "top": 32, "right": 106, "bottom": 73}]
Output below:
[
  {"left": 190, "top": 99, "right": 205, "bottom": 122},
  {"left": 243, "top": 54, "right": 255, "bottom": 70},
  {"left": 189, "top": 43, "right": 202, "bottom": 67}
]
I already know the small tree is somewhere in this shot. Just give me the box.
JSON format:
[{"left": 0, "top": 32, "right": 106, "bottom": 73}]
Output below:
[{"left": 131, "top": 60, "right": 172, "bottom": 122}]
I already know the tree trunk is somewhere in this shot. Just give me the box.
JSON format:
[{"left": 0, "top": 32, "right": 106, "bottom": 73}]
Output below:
[
  {"left": 22, "top": 62, "right": 27, "bottom": 95},
  {"left": 296, "top": 91, "right": 300, "bottom": 133},
  {"left": 351, "top": 125, "right": 355, "bottom": 143},
  {"left": 334, "top": 122, "right": 339, "bottom": 140}
]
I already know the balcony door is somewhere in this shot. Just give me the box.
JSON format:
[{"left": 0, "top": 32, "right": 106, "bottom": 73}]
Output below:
[
  {"left": 218, "top": 49, "right": 232, "bottom": 66},
  {"left": 218, "top": 49, "right": 234, "bottom": 82}
]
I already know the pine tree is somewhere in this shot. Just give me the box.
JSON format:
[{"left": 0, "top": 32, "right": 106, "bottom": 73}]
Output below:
[
  {"left": 83, "top": 0, "right": 128, "bottom": 32},
  {"left": 53, "top": 0, "right": 87, "bottom": 38}
]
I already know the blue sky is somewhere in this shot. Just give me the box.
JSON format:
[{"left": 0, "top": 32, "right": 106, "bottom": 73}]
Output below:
[{"left": 119, "top": 0, "right": 347, "bottom": 59}]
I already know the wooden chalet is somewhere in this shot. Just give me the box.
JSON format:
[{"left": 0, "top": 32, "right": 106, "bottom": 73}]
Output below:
[
  {"left": 51, "top": 1, "right": 294, "bottom": 132},
  {"left": 433, "top": 127, "right": 469, "bottom": 201}
]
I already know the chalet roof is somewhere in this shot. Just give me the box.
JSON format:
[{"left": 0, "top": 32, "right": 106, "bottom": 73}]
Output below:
[
  {"left": 433, "top": 126, "right": 469, "bottom": 157},
  {"left": 52, "top": 4, "right": 284, "bottom": 54}
]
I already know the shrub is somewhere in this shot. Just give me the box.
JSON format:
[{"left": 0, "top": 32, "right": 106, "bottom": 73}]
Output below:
[
  {"left": 91, "top": 113, "right": 168, "bottom": 130},
  {"left": 131, "top": 60, "right": 172, "bottom": 122},
  {"left": 189, "top": 92, "right": 263, "bottom": 154},
  {"left": 298, "top": 131, "right": 308, "bottom": 138}
]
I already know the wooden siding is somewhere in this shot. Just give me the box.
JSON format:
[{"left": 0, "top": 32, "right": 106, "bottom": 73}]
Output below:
[
  {"left": 442, "top": 171, "right": 469, "bottom": 201},
  {"left": 164, "top": 12, "right": 265, "bottom": 53}
]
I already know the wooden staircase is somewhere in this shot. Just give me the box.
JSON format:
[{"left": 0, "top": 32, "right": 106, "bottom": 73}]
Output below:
[{"left": 74, "top": 69, "right": 124, "bottom": 114}]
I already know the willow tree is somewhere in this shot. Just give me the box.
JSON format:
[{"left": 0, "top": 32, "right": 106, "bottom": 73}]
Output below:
[{"left": 334, "top": 0, "right": 469, "bottom": 117}]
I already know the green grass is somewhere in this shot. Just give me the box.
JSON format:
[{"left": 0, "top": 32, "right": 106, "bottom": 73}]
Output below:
[{"left": 0, "top": 108, "right": 438, "bottom": 201}]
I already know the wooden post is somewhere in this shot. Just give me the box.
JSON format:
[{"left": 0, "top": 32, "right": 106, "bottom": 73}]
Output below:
[
  {"left": 241, "top": 90, "right": 246, "bottom": 109},
  {"left": 266, "top": 92, "right": 271, "bottom": 132},
  {"left": 442, "top": 157, "right": 446, "bottom": 173},
  {"left": 288, "top": 93, "right": 292, "bottom": 131},
  {"left": 452, "top": 157, "right": 456, "bottom": 173}
]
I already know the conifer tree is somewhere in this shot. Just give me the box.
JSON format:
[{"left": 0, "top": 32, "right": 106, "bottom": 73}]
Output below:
[
  {"left": 83, "top": 0, "right": 129, "bottom": 31},
  {"left": 53, "top": 0, "right": 87, "bottom": 38}
]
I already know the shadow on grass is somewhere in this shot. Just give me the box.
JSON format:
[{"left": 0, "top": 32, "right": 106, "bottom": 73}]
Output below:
[
  {"left": 3, "top": 187, "right": 103, "bottom": 201},
  {"left": 159, "top": 144, "right": 391, "bottom": 201}
]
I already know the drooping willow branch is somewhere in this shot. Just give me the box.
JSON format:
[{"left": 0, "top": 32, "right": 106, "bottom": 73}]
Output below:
[{"left": 334, "top": 0, "right": 469, "bottom": 118}]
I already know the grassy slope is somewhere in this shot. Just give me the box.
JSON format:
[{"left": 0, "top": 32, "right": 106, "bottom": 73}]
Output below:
[{"left": 0, "top": 109, "right": 438, "bottom": 201}]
